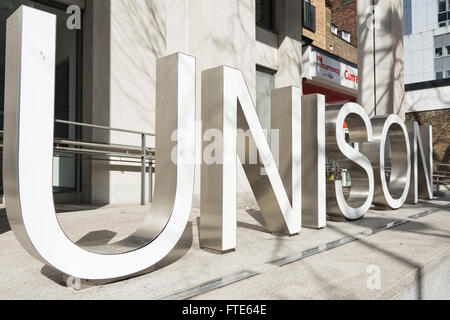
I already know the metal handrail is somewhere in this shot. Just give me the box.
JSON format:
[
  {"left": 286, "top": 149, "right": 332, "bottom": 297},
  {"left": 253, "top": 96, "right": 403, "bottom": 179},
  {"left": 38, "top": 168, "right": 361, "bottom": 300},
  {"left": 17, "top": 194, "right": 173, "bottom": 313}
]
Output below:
[
  {"left": 434, "top": 162, "right": 450, "bottom": 194},
  {"left": 55, "top": 119, "right": 155, "bottom": 205},
  {"left": 0, "top": 118, "right": 156, "bottom": 205},
  {"left": 54, "top": 146, "right": 155, "bottom": 160},
  {"left": 436, "top": 163, "right": 450, "bottom": 167},
  {"left": 54, "top": 138, "right": 154, "bottom": 155},
  {"left": 55, "top": 119, "right": 155, "bottom": 137},
  {"left": 326, "top": 161, "right": 450, "bottom": 195}
]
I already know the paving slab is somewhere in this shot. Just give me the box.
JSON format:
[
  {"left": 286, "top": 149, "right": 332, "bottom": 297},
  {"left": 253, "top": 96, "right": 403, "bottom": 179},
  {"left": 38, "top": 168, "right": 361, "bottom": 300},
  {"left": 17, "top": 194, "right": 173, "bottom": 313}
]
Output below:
[{"left": 0, "top": 198, "right": 448, "bottom": 300}]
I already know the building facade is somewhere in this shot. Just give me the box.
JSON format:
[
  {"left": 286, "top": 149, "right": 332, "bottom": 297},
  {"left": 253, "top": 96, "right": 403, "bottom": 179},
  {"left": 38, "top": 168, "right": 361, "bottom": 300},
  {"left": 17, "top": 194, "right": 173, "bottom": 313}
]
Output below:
[
  {"left": 0, "top": 0, "right": 447, "bottom": 205},
  {"left": 302, "top": 0, "right": 359, "bottom": 104},
  {"left": 331, "top": 0, "right": 358, "bottom": 48},
  {"left": 403, "top": 0, "right": 450, "bottom": 84},
  {"left": 0, "top": 0, "right": 305, "bottom": 205},
  {"left": 403, "top": 0, "right": 450, "bottom": 165}
]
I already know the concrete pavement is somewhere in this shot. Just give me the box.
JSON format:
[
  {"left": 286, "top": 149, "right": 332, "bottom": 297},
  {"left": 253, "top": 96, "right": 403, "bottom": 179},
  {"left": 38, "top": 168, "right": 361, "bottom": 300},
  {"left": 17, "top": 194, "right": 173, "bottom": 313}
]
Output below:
[{"left": 0, "top": 198, "right": 448, "bottom": 299}]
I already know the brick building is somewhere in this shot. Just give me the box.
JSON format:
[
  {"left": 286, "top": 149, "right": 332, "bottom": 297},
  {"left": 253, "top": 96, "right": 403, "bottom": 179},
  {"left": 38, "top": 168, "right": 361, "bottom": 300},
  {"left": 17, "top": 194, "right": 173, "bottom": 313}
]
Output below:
[
  {"left": 302, "top": 0, "right": 359, "bottom": 104},
  {"left": 328, "top": 0, "right": 358, "bottom": 63},
  {"left": 330, "top": 0, "right": 358, "bottom": 47},
  {"left": 406, "top": 110, "right": 450, "bottom": 164}
]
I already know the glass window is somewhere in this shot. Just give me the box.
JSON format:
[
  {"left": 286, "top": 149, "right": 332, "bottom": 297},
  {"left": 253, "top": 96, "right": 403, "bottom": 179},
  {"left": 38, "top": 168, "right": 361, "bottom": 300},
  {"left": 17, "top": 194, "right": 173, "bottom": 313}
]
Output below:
[
  {"left": 435, "top": 47, "right": 443, "bottom": 57},
  {"left": 438, "top": 0, "right": 450, "bottom": 27},
  {"left": 331, "top": 24, "right": 338, "bottom": 35},
  {"left": 340, "top": 31, "right": 351, "bottom": 42},
  {"left": 0, "top": 0, "right": 81, "bottom": 193},
  {"left": 446, "top": 70, "right": 450, "bottom": 78},
  {"left": 436, "top": 71, "right": 444, "bottom": 79},
  {"left": 256, "top": 0, "right": 274, "bottom": 31},
  {"left": 439, "top": 0, "right": 447, "bottom": 12},
  {"left": 446, "top": 45, "right": 450, "bottom": 55},
  {"left": 303, "top": 0, "right": 316, "bottom": 32}
]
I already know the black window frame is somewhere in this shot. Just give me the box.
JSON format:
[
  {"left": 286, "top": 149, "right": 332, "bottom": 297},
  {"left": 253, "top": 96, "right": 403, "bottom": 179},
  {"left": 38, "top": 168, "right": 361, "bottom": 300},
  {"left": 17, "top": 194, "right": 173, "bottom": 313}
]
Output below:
[
  {"left": 303, "top": 0, "right": 316, "bottom": 33},
  {"left": 256, "top": 0, "right": 275, "bottom": 32},
  {"left": 437, "top": 0, "right": 450, "bottom": 27}
]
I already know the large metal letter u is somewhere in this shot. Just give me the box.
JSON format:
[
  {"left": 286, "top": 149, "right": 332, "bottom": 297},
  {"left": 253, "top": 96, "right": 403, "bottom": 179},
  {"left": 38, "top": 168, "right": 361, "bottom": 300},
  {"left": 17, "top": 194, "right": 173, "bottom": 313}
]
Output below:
[{"left": 3, "top": 6, "right": 195, "bottom": 280}]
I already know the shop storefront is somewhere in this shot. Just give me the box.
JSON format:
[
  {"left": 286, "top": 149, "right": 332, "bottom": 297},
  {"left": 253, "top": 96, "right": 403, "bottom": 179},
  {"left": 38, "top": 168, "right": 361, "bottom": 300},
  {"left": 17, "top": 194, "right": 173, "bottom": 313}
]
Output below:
[{"left": 302, "top": 45, "right": 358, "bottom": 104}]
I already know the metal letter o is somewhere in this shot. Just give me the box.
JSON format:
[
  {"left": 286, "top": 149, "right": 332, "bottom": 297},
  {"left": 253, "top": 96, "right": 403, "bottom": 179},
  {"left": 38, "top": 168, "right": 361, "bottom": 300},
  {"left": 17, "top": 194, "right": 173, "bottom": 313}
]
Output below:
[{"left": 361, "top": 115, "right": 411, "bottom": 209}]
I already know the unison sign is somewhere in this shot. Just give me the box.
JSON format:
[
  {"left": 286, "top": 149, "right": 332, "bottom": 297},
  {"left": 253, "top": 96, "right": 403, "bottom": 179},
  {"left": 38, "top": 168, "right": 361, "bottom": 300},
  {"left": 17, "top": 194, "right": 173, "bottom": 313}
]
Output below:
[{"left": 3, "top": 7, "right": 434, "bottom": 280}]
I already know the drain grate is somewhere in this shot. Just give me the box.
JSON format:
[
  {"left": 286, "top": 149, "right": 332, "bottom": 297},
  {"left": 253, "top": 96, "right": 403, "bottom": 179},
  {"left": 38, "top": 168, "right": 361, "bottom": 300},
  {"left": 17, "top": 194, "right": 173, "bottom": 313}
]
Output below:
[{"left": 159, "top": 271, "right": 258, "bottom": 300}]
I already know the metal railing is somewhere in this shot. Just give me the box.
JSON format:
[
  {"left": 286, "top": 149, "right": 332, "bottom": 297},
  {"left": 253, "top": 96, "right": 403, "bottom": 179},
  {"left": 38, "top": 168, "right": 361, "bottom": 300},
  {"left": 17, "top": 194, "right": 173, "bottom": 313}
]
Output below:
[
  {"left": 434, "top": 162, "right": 450, "bottom": 194},
  {"left": 303, "top": 1, "right": 316, "bottom": 32},
  {"left": 327, "top": 161, "right": 450, "bottom": 197},
  {"left": 1, "top": 116, "right": 448, "bottom": 204},
  {"left": 0, "top": 119, "right": 155, "bottom": 206}
]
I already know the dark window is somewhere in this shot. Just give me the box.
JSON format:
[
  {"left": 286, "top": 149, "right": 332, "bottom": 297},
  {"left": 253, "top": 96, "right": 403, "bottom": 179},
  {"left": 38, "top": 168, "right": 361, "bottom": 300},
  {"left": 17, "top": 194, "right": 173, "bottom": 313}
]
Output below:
[
  {"left": 436, "top": 71, "right": 444, "bottom": 79},
  {"left": 54, "top": 59, "right": 70, "bottom": 139},
  {"left": 438, "top": 0, "right": 450, "bottom": 27},
  {"left": 256, "top": 0, "right": 274, "bottom": 31},
  {"left": 303, "top": 0, "right": 316, "bottom": 32},
  {"left": 439, "top": 0, "right": 447, "bottom": 12}
]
